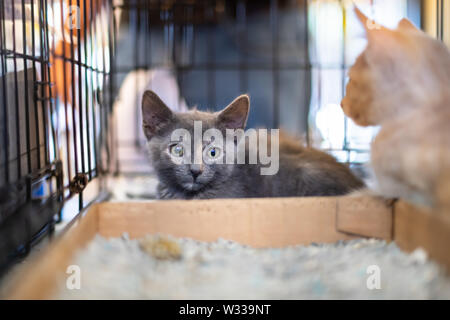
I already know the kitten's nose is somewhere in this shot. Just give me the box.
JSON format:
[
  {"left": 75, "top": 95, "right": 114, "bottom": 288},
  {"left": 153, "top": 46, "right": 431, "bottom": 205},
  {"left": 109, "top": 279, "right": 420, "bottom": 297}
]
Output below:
[{"left": 190, "top": 165, "right": 203, "bottom": 180}]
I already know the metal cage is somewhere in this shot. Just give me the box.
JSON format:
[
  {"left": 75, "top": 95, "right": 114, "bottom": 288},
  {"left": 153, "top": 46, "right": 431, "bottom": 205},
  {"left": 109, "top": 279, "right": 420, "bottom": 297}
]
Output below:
[
  {"left": 0, "top": 0, "right": 447, "bottom": 275},
  {"left": 0, "top": 0, "right": 113, "bottom": 272}
]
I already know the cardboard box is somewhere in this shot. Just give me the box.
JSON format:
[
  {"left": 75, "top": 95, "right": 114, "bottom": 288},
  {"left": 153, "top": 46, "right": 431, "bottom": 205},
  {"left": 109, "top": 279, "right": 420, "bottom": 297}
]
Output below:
[{"left": 4, "top": 195, "right": 450, "bottom": 299}]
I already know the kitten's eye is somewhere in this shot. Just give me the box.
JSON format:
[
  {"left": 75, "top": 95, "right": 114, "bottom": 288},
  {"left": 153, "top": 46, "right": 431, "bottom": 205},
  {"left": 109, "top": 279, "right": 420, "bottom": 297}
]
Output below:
[
  {"left": 207, "top": 147, "right": 221, "bottom": 159},
  {"left": 170, "top": 144, "right": 184, "bottom": 157}
]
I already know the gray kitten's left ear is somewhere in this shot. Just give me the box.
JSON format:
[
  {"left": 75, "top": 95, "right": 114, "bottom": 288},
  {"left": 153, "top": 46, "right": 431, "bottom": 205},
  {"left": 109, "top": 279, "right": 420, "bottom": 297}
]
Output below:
[{"left": 217, "top": 94, "right": 250, "bottom": 130}]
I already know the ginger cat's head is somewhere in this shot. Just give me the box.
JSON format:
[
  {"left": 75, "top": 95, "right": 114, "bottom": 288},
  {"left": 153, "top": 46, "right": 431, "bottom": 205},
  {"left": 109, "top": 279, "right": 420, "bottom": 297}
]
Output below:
[{"left": 341, "top": 7, "right": 450, "bottom": 126}]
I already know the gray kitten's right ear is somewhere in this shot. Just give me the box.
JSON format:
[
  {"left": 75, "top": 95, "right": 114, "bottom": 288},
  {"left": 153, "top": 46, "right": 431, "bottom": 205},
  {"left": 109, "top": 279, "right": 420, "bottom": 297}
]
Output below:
[
  {"left": 217, "top": 94, "right": 250, "bottom": 130},
  {"left": 142, "top": 91, "right": 173, "bottom": 140}
]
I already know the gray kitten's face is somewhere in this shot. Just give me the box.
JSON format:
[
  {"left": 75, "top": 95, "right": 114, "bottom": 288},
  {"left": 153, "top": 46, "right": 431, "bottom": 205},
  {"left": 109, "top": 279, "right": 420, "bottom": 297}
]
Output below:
[
  {"left": 147, "top": 117, "right": 232, "bottom": 192},
  {"left": 142, "top": 91, "right": 249, "bottom": 193}
]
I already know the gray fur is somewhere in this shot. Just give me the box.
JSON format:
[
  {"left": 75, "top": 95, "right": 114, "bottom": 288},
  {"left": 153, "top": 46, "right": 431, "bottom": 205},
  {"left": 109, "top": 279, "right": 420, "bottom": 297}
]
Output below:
[{"left": 143, "top": 91, "right": 364, "bottom": 200}]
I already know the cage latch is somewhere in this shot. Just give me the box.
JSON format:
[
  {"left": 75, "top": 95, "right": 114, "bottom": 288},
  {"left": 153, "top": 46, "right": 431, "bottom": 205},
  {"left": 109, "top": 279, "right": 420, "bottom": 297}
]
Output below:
[{"left": 69, "top": 173, "right": 89, "bottom": 194}]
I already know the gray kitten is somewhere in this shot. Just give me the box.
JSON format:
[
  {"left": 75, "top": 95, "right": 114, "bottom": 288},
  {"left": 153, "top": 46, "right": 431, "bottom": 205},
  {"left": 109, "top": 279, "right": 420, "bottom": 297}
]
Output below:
[{"left": 142, "top": 91, "right": 364, "bottom": 199}]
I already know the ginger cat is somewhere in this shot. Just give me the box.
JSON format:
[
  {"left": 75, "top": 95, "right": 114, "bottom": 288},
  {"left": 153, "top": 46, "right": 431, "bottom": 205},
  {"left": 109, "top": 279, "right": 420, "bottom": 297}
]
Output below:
[{"left": 341, "top": 7, "right": 450, "bottom": 210}]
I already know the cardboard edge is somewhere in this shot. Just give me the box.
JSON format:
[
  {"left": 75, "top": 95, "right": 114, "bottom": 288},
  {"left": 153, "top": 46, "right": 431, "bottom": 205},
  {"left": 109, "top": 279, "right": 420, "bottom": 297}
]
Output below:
[
  {"left": 336, "top": 197, "right": 393, "bottom": 240},
  {"left": 2, "top": 196, "right": 400, "bottom": 299},
  {"left": 96, "top": 197, "right": 364, "bottom": 247},
  {"left": 393, "top": 200, "right": 450, "bottom": 272},
  {"left": 5, "top": 204, "right": 100, "bottom": 300}
]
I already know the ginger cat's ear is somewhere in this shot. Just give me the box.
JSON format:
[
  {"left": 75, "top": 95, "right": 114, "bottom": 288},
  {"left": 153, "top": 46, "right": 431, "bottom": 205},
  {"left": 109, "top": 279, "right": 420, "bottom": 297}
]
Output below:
[
  {"left": 354, "top": 6, "right": 388, "bottom": 33},
  {"left": 354, "top": 6, "right": 401, "bottom": 56},
  {"left": 397, "top": 18, "right": 420, "bottom": 32},
  {"left": 354, "top": 6, "right": 370, "bottom": 31}
]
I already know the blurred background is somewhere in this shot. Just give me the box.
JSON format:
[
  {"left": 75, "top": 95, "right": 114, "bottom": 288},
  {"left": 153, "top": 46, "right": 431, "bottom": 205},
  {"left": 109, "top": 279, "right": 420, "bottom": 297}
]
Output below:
[
  {"left": 0, "top": 0, "right": 449, "bottom": 273},
  {"left": 112, "top": 0, "right": 443, "bottom": 176}
]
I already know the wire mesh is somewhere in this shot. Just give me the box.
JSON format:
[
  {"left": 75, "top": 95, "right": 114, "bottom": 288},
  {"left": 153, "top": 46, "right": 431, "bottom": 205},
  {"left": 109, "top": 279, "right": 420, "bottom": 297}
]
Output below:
[
  {"left": 0, "top": 0, "right": 114, "bottom": 272},
  {"left": 111, "top": 0, "right": 312, "bottom": 174}
]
